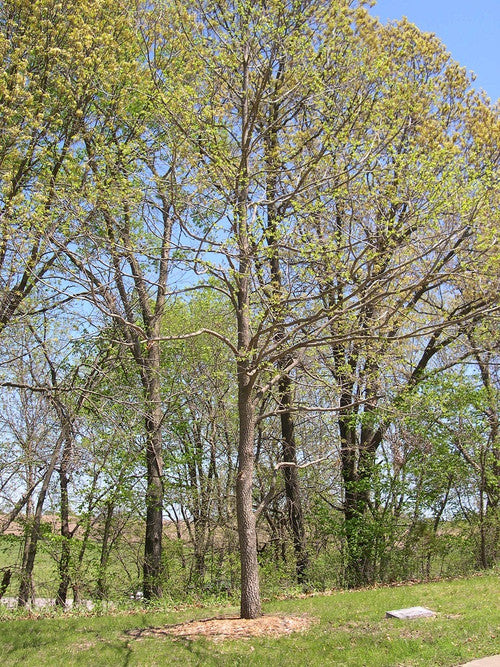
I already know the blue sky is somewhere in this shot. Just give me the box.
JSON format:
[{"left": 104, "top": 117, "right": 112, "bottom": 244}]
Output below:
[{"left": 369, "top": 0, "right": 499, "bottom": 102}]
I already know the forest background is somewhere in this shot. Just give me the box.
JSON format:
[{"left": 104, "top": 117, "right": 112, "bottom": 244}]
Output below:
[{"left": 0, "top": 0, "right": 498, "bottom": 619}]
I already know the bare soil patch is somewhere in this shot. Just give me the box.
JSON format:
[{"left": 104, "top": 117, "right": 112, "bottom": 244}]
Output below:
[{"left": 128, "top": 613, "right": 317, "bottom": 642}]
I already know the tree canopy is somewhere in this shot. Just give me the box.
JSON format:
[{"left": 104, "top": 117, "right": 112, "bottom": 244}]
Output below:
[{"left": 0, "top": 0, "right": 498, "bottom": 618}]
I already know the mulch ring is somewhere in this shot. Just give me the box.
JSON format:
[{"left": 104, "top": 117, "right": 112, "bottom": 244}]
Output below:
[{"left": 127, "top": 613, "right": 317, "bottom": 642}]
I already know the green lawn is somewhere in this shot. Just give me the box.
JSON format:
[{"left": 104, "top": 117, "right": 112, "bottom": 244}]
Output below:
[{"left": 0, "top": 573, "right": 498, "bottom": 666}]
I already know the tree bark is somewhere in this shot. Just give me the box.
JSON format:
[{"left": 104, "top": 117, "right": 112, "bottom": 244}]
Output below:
[
  {"left": 55, "top": 430, "right": 72, "bottom": 607},
  {"left": 236, "top": 378, "right": 261, "bottom": 619},
  {"left": 96, "top": 501, "right": 114, "bottom": 600},
  {"left": 339, "top": 416, "right": 365, "bottom": 588},
  {"left": 0, "top": 569, "right": 11, "bottom": 600},
  {"left": 278, "top": 373, "right": 308, "bottom": 582},
  {"left": 338, "top": 384, "right": 381, "bottom": 588},
  {"left": 143, "top": 342, "right": 164, "bottom": 599}
]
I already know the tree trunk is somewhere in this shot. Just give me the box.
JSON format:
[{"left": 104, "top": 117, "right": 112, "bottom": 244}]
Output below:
[
  {"left": 339, "top": 406, "right": 364, "bottom": 588},
  {"left": 0, "top": 569, "right": 11, "bottom": 600},
  {"left": 143, "top": 342, "right": 164, "bottom": 600},
  {"left": 339, "top": 410, "right": 379, "bottom": 588},
  {"left": 236, "top": 379, "right": 261, "bottom": 619},
  {"left": 96, "top": 501, "right": 114, "bottom": 600},
  {"left": 278, "top": 373, "right": 308, "bottom": 582},
  {"left": 233, "top": 39, "right": 260, "bottom": 619},
  {"left": 56, "top": 432, "right": 72, "bottom": 607}
]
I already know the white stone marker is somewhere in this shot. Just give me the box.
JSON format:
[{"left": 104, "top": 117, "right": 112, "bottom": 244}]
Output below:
[{"left": 385, "top": 606, "right": 436, "bottom": 619}]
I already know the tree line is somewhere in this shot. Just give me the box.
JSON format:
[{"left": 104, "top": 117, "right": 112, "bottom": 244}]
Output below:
[{"left": 0, "top": 0, "right": 498, "bottom": 619}]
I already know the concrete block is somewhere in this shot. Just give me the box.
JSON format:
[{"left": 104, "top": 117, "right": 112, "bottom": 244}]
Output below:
[{"left": 386, "top": 606, "right": 436, "bottom": 619}]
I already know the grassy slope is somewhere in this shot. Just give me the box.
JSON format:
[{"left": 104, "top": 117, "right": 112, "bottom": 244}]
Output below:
[{"left": 0, "top": 573, "right": 498, "bottom": 666}]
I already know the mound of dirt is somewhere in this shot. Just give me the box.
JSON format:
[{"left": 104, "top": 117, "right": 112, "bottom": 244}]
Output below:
[{"left": 128, "top": 613, "right": 316, "bottom": 642}]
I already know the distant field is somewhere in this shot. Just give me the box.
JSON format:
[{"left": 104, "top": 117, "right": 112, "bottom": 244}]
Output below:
[
  {"left": 0, "top": 572, "right": 498, "bottom": 666},
  {"left": 0, "top": 531, "right": 144, "bottom": 601}
]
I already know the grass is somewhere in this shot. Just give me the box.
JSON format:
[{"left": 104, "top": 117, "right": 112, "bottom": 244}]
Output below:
[{"left": 0, "top": 572, "right": 498, "bottom": 666}]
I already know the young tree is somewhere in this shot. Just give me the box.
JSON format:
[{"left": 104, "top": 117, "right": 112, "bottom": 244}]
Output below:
[{"left": 151, "top": 0, "right": 398, "bottom": 616}]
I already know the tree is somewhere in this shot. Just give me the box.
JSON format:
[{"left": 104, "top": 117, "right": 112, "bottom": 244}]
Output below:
[
  {"left": 301, "top": 18, "right": 500, "bottom": 586},
  {"left": 151, "top": 0, "right": 401, "bottom": 617},
  {"left": 0, "top": 317, "right": 106, "bottom": 606},
  {"left": 0, "top": 0, "right": 497, "bottom": 611},
  {"left": 0, "top": 0, "right": 115, "bottom": 333},
  {"left": 57, "top": 6, "right": 190, "bottom": 597}
]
